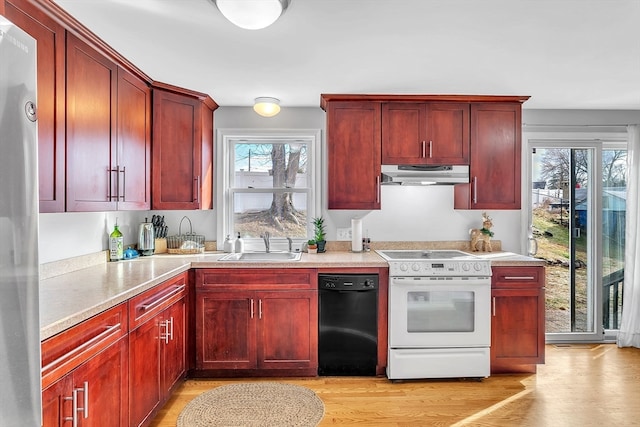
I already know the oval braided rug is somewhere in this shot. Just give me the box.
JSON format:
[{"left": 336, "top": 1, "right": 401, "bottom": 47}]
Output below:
[{"left": 177, "top": 382, "right": 325, "bottom": 427}]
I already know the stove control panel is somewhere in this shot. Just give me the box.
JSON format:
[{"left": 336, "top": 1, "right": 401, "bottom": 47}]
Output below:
[{"left": 388, "top": 260, "right": 491, "bottom": 277}]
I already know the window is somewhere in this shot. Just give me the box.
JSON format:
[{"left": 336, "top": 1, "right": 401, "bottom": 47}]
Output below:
[{"left": 217, "top": 129, "right": 321, "bottom": 250}]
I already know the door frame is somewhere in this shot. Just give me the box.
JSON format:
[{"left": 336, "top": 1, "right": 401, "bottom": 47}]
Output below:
[{"left": 522, "top": 128, "right": 626, "bottom": 342}]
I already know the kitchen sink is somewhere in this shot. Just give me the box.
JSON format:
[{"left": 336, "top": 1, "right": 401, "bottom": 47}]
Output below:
[{"left": 218, "top": 251, "right": 302, "bottom": 262}]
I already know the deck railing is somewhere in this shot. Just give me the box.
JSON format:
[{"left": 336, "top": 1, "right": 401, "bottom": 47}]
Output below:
[{"left": 603, "top": 268, "right": 624, "bottom": 329}]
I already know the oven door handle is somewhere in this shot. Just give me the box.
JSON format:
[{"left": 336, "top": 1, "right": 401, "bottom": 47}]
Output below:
[{"left": 391, "top": 277, "right": 489, "bottom": 286}]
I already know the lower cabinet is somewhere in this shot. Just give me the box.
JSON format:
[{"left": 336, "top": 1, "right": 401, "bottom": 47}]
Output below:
[
  {"left": 195, "top": 269, "right": 318, "bottom": 376},
  {"left": 491, "top": 266, "right": 546, "bottom": 373},
  {"left": 41, "top": 304, "right": 128, "bottom": 427},
  {"left": 128, "top": 273, "right": 187, "bottom": 427}
]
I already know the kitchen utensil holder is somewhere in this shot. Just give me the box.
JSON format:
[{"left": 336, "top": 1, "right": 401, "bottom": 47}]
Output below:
[{"left": 166, "top": 216, "right": 205, "bottom": 254}]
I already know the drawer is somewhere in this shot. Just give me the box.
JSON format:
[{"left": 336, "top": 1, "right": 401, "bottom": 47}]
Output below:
[
  {"left": 196, "top": 268, "right": 316, "bottom": 290},
  {"left": 128, "top": 272, "right": 187, "bottom": 330},
  {"left": 41, "top": 303, "right": 127, "bottom": 389},
  {"left": 492, "top": 266, "right": 545, "bottom": 289}
]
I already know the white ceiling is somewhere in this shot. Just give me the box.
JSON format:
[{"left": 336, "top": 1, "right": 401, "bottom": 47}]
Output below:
[{"left": 54, "top": 0, "right": 640, "bottom": 110}]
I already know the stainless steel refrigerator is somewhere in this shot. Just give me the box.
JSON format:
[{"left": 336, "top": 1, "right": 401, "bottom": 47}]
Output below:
[{"left": 0, "top": 15, "right": 41, "bottom": 427}]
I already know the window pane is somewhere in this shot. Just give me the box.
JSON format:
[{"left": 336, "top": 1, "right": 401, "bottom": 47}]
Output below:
[
  {"left": 233, "top": 142, "right": 308, "bottom": 189},
  {"left": 233, "top": 191, "right": 308, "bottom": 239},
  {"left": 602, "top": 149, "right": 626, "bottom": 330}
]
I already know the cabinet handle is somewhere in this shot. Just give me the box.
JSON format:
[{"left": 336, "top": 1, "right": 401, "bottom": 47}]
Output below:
[
  {"left": 140, "top": 285, "right": 186, "bottom": 313},
  {"left": 421, "top": 140, "right": 426, "bottom": 158},
  {"left": 472, "top": 176, "right": 478, "bottom": 204},
  {"left": 492, "top": 297, "right": 496, "bottom": 317},
  {"left": 376, "top": 175, "right": 381, "bottom": 204},
  {"left": 194, "top": 176, "right": 200, "bottom": 204},
  {"left": 429, "top": 140, "right": 433, "bottom": 158},
  {"left": 107, "top": 167, "right": 117, "bottom": 201},
  {"left": 42, "top": 324, "right": 121, "bottom": 373},
  {"left": 259, "top": 299, "right": 263, "bottom": 319},
  {"left": 169, "top": 316, "right": 174, "bottom": 341},
  {"left": 250, "top": 299, "right": 254, "bottom": 319},
  {"left": 504, "top": 276, "right": 536, "bottom": 280},
  {"left": 119, "top": 166, "right": 126, "bottom": 200},
  {"left": 160, "top": 320, "right": 169, "bottom": 344},
  {"left": 66, "top": 381, "right": 89, "bottom": 427}
]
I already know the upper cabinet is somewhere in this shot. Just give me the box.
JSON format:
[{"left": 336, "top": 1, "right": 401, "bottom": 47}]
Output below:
[
  {"left": 454, "top": 102, "right": 524, "bottom": 210},
  {"left": 324, "top": 100, "right": 381, "bottom": 210},
  {"left": 382, "top": 102, "right": 470, "bottom": 165},
  {"left": 151, "top": 84, "right": 217, "bottom": 210},
  {"left": 5, "top": 0, "right": 66, "bottom": 212},
  {"left": 322, "top": 94, "right": 528, "bottom": 211},
  {"left": 66, "top": 34, "right": 150, "bottom": 211}
]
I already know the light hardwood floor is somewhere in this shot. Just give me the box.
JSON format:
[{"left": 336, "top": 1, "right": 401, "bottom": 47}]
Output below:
[{"left": 151, "top": 344, "right": 640, "bottom": 426}]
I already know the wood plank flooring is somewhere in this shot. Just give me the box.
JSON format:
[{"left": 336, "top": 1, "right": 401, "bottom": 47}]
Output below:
[{"left": 150, "top": 344, "right": 640, "bottom": 426}]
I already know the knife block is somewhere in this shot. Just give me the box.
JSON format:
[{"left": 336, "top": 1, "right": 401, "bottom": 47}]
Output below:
[{"left": 154, "top": 238, "right": 167, "bottom": 254}]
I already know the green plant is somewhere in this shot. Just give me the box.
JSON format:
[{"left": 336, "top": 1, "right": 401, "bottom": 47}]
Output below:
[
  {"left": 307, "top": 239, "right": 317, "bottom": 247},
  {"left": 312, "top": 216, "right": 326, "bottom": 242}
]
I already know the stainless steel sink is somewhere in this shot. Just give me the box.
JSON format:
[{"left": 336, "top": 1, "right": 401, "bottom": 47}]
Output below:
[{"left": 218, "top": 251, "right": 302, "bottom": 262}]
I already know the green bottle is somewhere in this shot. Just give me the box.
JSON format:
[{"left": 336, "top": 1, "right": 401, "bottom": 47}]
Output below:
[{"left": 109, "top": 221, "right": 124, "bottom": 261}]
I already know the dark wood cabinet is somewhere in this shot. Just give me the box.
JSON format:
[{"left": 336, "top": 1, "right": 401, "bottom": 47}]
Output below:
[
  {"left": 455, "top": 103, "right": 523, "bottom": 210},
  {"left": 66, "top": 34, "right": 150, "bottom": 211},
  {"left": 324, "top": 101, "right": 381, "bottom": 209},
  {"left": 5, "top": 0, "right": 66, "bottom": 212},
  {"left": 151, "top": 85, "right": 216, "bottom": 210},
  {"left": 491, "top": 266, "right": 546, "bottom": 374},
  {"left": 195, "top": 269, "right": 318, "bottom": 376},
  {"left": 41, "top": 304, "right": 128, "bottom": 427},
  {"left": 382, "top": 102, "right": 469, "bottom": 165},
  {"left": 128, "top": 273, "right": 187, "bottom": 427}
]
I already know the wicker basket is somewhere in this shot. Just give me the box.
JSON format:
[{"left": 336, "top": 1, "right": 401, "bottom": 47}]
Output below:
[{"left": 166, "top": 216, "right": 205, "bottom": 254}]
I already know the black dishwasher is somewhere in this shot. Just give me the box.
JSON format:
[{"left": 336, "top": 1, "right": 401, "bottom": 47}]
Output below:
[{"left": 318, "top": 273, "right": 378, "bottom": 376}]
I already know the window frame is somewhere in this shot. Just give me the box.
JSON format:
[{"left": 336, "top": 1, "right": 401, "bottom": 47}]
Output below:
[{"left": 216, "top": 128, "right": 322, "bottom": 251}]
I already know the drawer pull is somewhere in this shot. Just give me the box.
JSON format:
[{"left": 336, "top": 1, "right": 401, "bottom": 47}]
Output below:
[
  {"left": 42, "top": 323, "right": 121, "bottom": 373},
  {"left": 504, "top": 276, "right": 535, "bottom": 280},
  {"left": 140, "top": 284, "right": 185, "bottom": 312}
]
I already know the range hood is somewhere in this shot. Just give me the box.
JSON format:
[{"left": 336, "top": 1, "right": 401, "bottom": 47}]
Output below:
[{"left": 381, "top": 164, "right": 469, "bottom": 185}]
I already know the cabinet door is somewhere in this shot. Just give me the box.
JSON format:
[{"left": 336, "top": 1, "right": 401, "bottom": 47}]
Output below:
[
  {"left": 427, "top": 102, "right": 470, "bottom": 164},
  {"left": 381, "top": 103, "right": 426, "bottom": 164},
  {"left": 116, "top": 68, "right": 150, "bottom": 210},
  {"left": 196, "top": 291, "right": 256, "bottom": 369},
  {"left": 456, "top": 103, "right": 522, "bottom": 209},
  {"left": 152, "top": 90, "right": 205, "bottom": 210},
  {"left": 72, "top": 337, "right": 128, "bottom": 427},
  {"left": 491, "top": 287, "right": 545, "bottom": 367},
  {"left": 326, "top": 101, "right": 381, "bottom": 209},
  {"left": 257, "top": 291, "right": 318, "bottom": 370},
  {"left": 5, "top": 0, "right": 66, "bottom": 212},
  {"left": 129, "top": 316, "right": 161, "bottom": 427},
  {"left": 162, "top": 297, "right": 186, "bottom": 395},
  {"left": 66, "top": 33, "right": 118, "bottom": 212},
  {"left": 42, "top": 375, "right": 73, "bottom": 427}
]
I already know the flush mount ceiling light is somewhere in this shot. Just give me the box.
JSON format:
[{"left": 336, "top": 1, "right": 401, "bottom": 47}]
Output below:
[
  {"left": 214, "top": 0, "right": 290, "bottom": 30},
  {"left": 253, "top": 97, "right": 281, "bottom": 117}
]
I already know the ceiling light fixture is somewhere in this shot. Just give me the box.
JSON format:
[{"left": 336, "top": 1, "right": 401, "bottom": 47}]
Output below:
[
  {"left": 253, "top": 97, "right": 281, "bottom": 117},
  {"left": 214, "top": 0, "right": 290, "bottom": 30}
]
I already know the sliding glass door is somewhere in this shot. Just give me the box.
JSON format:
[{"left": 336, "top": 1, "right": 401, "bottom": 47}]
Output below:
[{"left": 527, "top": 138, "right": 627, "bottom": 342}]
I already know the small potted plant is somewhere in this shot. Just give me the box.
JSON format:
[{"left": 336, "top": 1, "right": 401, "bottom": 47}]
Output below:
[
  {"left": 312, "top": 216, "right": 327, "bottom": 253},
  {"left": 307, "top": 239, "right": 318, "bottom": 254}
]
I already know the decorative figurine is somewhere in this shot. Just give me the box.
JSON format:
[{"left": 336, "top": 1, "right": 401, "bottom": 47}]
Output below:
[{"left": 470, "top": 212, "right": 494, "bottom": 252}]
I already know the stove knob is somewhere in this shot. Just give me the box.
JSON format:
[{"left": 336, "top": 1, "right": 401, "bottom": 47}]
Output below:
[
  {"left": 461, "top": 263, "right": 471, "bottom": 271},
  {"left": 411, "top": 263, "right": 421, "bottom": 272},
  {"left": 473, "top": 262, "right": 483, "bottom": 271},
  {"left": 400, "top": 263, "right": 409, "bottom": 272}
]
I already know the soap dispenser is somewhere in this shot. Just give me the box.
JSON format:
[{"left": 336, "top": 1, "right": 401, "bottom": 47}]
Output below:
[{"left": 234, "top": 232, "right": 244, "bottom": 253}]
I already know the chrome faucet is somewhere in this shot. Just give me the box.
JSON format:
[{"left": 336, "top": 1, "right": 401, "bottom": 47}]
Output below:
[
  {"left": 261, "top": 232, "right": 271, "bottom": 253},
  {"left": 286, "top": 237, "right": 293, "bottom": 252}
]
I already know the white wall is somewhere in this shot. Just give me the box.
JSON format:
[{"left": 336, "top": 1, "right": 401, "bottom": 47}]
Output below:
[{"left": 37, "top": 107, "right": 639, "bottom": 263}]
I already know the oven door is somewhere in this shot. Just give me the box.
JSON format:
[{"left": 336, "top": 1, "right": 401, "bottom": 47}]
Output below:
[{"left": 389, "top": 276, "right": 491, "bottom": 348}]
